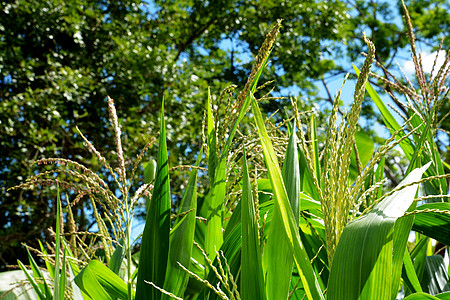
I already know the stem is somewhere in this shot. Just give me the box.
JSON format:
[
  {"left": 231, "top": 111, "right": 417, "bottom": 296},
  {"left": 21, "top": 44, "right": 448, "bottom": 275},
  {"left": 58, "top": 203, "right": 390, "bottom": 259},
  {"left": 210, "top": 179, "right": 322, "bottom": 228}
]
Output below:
[
  {"left": 126, "top": 215, "right": 133, "bottom": 300},
  {"left": 124, "top": 191, "right": 133, "bottom": 300}
]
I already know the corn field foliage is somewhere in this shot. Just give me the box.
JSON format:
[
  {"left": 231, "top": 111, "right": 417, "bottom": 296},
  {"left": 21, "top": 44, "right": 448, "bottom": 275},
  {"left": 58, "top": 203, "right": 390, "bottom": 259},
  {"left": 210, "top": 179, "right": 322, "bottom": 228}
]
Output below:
[{"left": 3, "top": 3, "right": 450, "bottom": 300}]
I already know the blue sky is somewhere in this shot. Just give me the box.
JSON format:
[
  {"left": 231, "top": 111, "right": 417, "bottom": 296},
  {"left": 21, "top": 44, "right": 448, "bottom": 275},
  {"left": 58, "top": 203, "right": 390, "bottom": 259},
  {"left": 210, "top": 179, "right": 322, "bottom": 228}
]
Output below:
[{"left": 129, "top": 0, "right": 449, "bottom": 241}]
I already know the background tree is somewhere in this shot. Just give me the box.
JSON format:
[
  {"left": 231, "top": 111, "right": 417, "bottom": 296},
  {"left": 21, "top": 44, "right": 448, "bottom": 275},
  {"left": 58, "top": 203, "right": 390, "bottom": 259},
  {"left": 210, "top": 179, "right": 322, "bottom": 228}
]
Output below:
[{"left": 1, "top": 0, "right": 449, "bottom": 270}]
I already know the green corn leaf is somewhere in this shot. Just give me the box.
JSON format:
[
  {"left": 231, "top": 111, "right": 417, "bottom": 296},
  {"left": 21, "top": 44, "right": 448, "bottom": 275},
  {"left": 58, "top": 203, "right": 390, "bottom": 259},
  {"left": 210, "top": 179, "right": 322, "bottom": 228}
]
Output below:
[
  {"left": 299, "top": 218, "right": 328, "bottom": 287},
  {"left": 251, "top": 94, "right": 324, "bottom": 300},
  {"left": 17, "top": 259, "right": 46, "bottom": 300},
  {"left": 53, "top": 183, "right": 62, "bottom": 300},
  {"left": 263, "top": 124, "right": 301, "bottom": 300},
  {"left": 136, "top": 99, "right": 171, "bottom": 300},
  {"left": 143, "top": 159, "right": 157, "bottom": 212},
  {"left": 403, "top": 293, "right": 441, "bottom": 300},
  {"left": 408, "top": 109, "right": 447, "bottom": 197},
  {"left": 415, "top": 236, "right": 431, "bottom": 286},
  {"left": 328, "top": 162, "right": 430, "bottom": 300},
  {"left": 204, "top": 85, "right": 223, "bottom": 262},
  {"left": 443, "top": 161, "right": 450, "bottom": 171},
  {"left": 426, "top": 132, "right": 448, "bottom": 198},
  {"left": 162, "top": 147, "right": 202, "bottom": 299},
  {"left": 201, "top": 189, "right": 275, "bottom": 300},
  {"left": 412, "top": 203, "right": 450, "bottom": 245},
  {"left": 223, "top": 190, "right": 242, "bottom": 239},
  {"left": 109, "top": 238, "right": 125, "bottom": 276},
  {"left": 435, "top": 292, "right": 450, "bottom": 299},
  {"left": 349, "top": 131, "right": 375, "bottom": 182},
  {"left": 25, "top": 247, "right": 52, "bottom": 299},
  {"left": 405, "top": 114, "right": 430, "bottom": 175},
  {"left": 309, "top": 115, "right": 321, "bottom": 182},
  {"left": 205, "top": 54, "right": 270, "bottom": 261},
  {"left": 391, "top": 209, "right": 416, "bottom": 299},
  {"left": 131, "top": 267, "right": 138, "bottom": 282},
  {"left": 421, "top": 255, "right": 450, "bottom": 295},
  {"left": 207, "top": 88, "right": 218, "bottom": 187},
  {"left": 62, "top": 239, "right": 80, "bottom": 275},
  {"left": 59, "top": 239, "right": 85, "bottom": 299},
  {"left": 59, "top": 248, "right": 67, "bottom": 300},
  {"left": 38, "top": 240, "right": 55, "bottom": 280},
  {"left": 241, "top": 149, "right": 266, "bottom": 300},
  {"left": 298, "top": 146, "right": 321, "bottom": 201},
  {"left": 410, "top": 235, "right": 430, "bottom": 261},
  {"left": 375, "top": 156, "right": 385, "bottom": 199},
  {"left": 402, "top": 248, "right": 423, "bottom": 294},
  {"left": 75, "top": 260, "right": 130, "bottom": 299}
]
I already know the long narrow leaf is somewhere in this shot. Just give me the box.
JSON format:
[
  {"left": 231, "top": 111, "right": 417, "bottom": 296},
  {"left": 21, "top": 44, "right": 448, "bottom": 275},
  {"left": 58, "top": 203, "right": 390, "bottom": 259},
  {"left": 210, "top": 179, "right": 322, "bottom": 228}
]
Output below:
[
  {"left": 136, "top": 100, "right": 171, "bottom": 299},
  {"left": 38, "top": 240, "right": 55, "bottom": 280},
  {"left": 426, "top": 133, "right": 448, "bottom": 197},
  {"left": 17, "top": 260, "right": 46, "bottom": 300},
  {"left": 391, "top": 211, "right": 416, "bottom": 300},
  {"left": 59, "top": 248, "right": 67, "bottom": 300},
  {"left": 205, "top": 54, "right": 270, "bottom": 260},
  {"left": 162, "top": 148, "right": 202, "bottom": 299},
  {"left": 375, "top": 156, "right": 385, "bottom": 199},
  {"left": 109, "top": 238, "right": 125, "bottom": 276},
  {"left": 201, "top": 188, "right": 275, "bottom": 300},
  {"left": 207, "top": 89, "right": 218, "bottom": 186},
  {"left": 53, "top": 183, "right": 62, "bottom": 299},
  {"left": 25, "top": 247, "right": 52, "bottom": 299},
  {"left": 251, "top": 94, "right": 324, "bottom": 300},
  {"left": 349, "top": 131, "right": 375, "bottom": 182},
  {"left": 298, "top": 146, "right": 321, "bottom": 201},
  {"left": 263, "top": 124, "right": 301, "bottom": 299},
  {"left": 328, "top": 163, "right": 430, "bottom": 299},
  {"left": 309, "top": 115, "right": 321, "bottom": 182},
  {"left": 241, "top": 149, "right": 266, "bottom": 300},
  {"left": 402, "top": 248, "right": 423, "bottom": 294}
]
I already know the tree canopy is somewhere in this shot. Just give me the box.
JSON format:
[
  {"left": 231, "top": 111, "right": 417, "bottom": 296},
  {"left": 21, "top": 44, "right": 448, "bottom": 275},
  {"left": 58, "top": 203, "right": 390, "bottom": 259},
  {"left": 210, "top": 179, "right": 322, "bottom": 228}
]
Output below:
[{"left": 1, "top": 0, "right": 449, "bottom": 270}]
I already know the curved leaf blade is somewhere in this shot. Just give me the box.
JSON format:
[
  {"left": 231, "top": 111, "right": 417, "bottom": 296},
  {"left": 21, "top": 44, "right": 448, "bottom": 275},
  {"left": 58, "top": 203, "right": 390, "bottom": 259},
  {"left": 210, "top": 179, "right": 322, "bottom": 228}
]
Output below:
[
  {"left": 251, "top": 95, "right": 324, "bottom": 300},
  {"left": 75, "top": 260, "right": 129, "bottom": 299},
  {"left": 205, "top": 54, "right": 270, "bottom": 261},
  {"left": 412, "top": 203, "right": 450, "bottom": 245},
  {"left": 328, "top": 163, "right": 430, "bottom": 300},
  {"left": 263, "top": 124, "right": 301, "bottom": 299}
]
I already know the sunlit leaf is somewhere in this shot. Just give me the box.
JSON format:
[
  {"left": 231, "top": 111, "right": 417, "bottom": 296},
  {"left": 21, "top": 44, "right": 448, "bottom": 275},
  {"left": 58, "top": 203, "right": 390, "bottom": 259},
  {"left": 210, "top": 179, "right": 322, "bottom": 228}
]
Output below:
[
  {"left": 251, "top": 94, "right": 324, "bottom": 300},
  {"left": 328, "top": 163, "right": 430, "bottom": 299}
]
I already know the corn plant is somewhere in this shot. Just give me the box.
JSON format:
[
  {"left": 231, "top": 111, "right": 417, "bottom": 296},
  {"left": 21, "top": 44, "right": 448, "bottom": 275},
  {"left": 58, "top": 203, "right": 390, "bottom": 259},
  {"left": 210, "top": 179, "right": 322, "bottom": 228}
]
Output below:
[{"left": 9, "top": 6, "right": 450, "bottom": 300}]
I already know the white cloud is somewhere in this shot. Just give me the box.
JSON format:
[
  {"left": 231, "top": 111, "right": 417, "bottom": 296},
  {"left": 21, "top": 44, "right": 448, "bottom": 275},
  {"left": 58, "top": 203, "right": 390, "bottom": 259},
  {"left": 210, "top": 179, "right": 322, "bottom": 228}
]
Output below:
[{"left": 403, "top": 50, "right": 447, "bottom": 79}]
